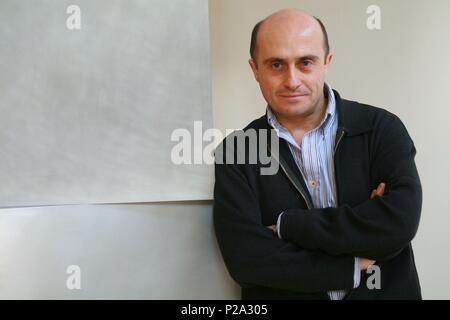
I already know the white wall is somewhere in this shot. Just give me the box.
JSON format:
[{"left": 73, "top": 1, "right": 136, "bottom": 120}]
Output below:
[
  {"left": 0, "top": 0, "right": 239, "bottom": 300},
  {"left": 210, "top": 0, "right": 450, "bottom": 299},
  {"left": 0, "top": 202, "right": 239, "bottom": 299}
]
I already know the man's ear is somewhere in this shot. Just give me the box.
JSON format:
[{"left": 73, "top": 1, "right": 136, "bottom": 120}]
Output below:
[
  {"left": 248, "top": 58, "right": 259, "bottom": 82},
  {"left": 323, "top": 52, "right": 333, "bottom": 73}
]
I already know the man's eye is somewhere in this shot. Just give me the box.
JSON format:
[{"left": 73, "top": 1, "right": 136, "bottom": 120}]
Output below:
[
  {"left": 302, "top": 60, "right": 312, "bottom": 66},
  {"left": 272, "top": 62, "right": 283, "bottom": 69}
]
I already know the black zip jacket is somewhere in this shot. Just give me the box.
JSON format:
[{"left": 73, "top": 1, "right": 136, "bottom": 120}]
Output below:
[{"left": 213, "top": 90, "right": 422, "bottom": 299}]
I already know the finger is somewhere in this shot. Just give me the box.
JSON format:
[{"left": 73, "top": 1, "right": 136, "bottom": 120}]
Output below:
[
  {"left": 377, "top": 183, "right": 385, "bottom": 196},
  {"left": 370, "top": 189, "right": 376, "bottom": 199},
  {"left": 374, "top": 183, "right": 382, "bottom": 197}
]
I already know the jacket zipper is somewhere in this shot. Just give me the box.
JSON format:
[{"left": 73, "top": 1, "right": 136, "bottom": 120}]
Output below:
[
  {"left": 333, "top": 128, "right": 345, "bottom": 206},
  {"left": 333, "top": 128, "right": 357, "bottom": 300},
  {"left": 334, "top": 129, "right": 345, "bottom": 155},
  {"left": 267, "top": 143, "right": 312, "bottom": 209},
  {"left": 278, "top": 161, "right": 312, "bottom": 210}
]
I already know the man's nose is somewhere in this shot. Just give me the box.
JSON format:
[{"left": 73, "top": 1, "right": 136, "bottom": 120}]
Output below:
[{"left": 283, "top": 66, "right": 302, "bottom": 91}]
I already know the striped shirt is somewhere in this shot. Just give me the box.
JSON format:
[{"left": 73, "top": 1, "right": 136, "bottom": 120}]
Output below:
[{"left": 267, "top": 83, "right": 359, "bottom": 300}]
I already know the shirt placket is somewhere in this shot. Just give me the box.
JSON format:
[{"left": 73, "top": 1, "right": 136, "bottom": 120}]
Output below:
[{"left": 301, "top": 133, "right": 317, "bottom": 208}]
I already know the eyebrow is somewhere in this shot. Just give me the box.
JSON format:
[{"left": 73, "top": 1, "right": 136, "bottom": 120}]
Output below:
[{"left": 263, "top": 55, "right": 320, "bottom": 65}]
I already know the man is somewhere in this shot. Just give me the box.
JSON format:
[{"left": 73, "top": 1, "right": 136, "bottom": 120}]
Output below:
[{"left": 213, "top": 9, "right": 422, "bottom": 299}]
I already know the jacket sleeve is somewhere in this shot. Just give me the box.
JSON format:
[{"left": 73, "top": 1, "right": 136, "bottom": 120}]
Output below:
[
  {"left": 279, "top": 113, "right": 422, "bottom": 261},
  {"left": 213, "top": 137, "right": 356, "bottom": 293}
]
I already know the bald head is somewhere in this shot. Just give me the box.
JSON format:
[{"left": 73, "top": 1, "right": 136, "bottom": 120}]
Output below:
[{"left": 250, "top": 9, "right": 329, "bottom": 63}]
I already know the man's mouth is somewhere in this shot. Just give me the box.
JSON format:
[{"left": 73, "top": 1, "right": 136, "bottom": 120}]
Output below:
[{"left": 279, "top": 93, "right": 308, "bottom": 98}]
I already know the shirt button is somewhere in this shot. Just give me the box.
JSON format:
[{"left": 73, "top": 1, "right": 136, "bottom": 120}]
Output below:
[{"left": 310, "top": 180, "right": 318, "bottom": 188}]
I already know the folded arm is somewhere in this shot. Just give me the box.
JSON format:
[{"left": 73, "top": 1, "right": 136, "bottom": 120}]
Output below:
[
  {"left": 278, "top": 114, "right": 422, "bottom": 261},
  {"left": 213, "top": 137, "right": 358, "bottom": 293}
]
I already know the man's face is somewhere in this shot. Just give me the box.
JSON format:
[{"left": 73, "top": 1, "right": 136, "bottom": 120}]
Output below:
[{"left": 249, "top": 21, "right": 332, "bottom": 121}]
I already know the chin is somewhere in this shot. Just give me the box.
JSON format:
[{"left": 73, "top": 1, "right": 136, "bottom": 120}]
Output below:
[{"left": 275, "top": 102, "right": 312, "bottom": 117}]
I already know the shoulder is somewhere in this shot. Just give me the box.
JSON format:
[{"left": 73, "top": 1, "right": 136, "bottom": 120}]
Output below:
[
  {"left": 215, "top": 114, "right": 268, "bottom": 162},
  {"left": 219, "top": 114, "right": 268, "bottom": 144},
  {"left": 242, "top": 114, "right": 270, "bottom": 131},
  {"left": 338, "top": 96, "right": 413, "bottom": 147},
  {"left": 337, "top": 93, "right": 406, "bottom": 134}
]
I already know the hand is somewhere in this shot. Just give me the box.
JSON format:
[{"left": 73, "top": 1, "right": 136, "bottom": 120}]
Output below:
[
  {"left": 359, "top": 258, "right": 376, "bottom": 271},
  {"left": 370, "top": 182, "right": 385, "bottom": 199},
  {"left": 267, "top": 225, "right": 277, "bottom": 233}
]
